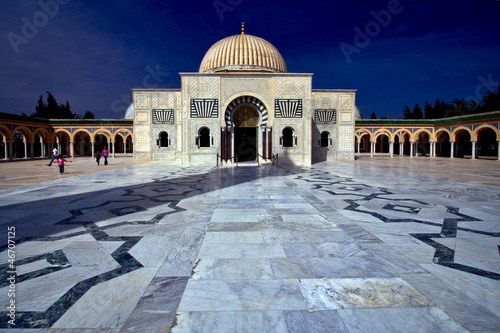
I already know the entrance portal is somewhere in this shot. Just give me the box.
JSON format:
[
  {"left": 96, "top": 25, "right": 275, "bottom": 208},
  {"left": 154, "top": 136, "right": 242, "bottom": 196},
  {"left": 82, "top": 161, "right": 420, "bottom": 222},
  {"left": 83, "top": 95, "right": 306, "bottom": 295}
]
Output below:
[
  {"left": 233, "top": 106, "right": 259, "bottom": 162},
  {"left": 234, "top": 127, "right": 257, "bottom": 162}
]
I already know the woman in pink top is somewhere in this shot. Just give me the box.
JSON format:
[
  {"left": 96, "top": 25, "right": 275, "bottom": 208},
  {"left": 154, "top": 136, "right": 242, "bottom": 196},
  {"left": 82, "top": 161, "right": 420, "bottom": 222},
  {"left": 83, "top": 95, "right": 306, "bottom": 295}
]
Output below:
[{"left": 102, "top": 147, "right": 109, "bottom": 165}]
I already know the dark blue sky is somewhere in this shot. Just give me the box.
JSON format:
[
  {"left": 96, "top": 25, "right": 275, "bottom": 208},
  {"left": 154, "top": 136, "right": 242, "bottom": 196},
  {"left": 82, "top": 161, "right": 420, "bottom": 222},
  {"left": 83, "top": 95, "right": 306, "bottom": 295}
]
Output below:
[{"left": 1, "top": 0, "right": 499, "bottom": 119}]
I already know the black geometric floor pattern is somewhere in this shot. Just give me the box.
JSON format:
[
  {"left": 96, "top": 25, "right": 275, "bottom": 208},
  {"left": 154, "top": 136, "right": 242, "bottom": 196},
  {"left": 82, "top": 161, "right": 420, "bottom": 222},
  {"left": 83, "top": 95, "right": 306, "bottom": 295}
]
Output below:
[
  {"left": 0, "top": 172, "right": 208, "bottom": 328},
  {"left": 293, "top": 170, "right": 500, "bottom": 281}
]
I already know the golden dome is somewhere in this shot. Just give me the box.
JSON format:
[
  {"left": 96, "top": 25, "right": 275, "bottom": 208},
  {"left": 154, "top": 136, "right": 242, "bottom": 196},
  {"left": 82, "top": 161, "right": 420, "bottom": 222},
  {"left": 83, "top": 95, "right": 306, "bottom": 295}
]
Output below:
[{"left": 199, "top": 32, "right": 287, "bottom": 73}]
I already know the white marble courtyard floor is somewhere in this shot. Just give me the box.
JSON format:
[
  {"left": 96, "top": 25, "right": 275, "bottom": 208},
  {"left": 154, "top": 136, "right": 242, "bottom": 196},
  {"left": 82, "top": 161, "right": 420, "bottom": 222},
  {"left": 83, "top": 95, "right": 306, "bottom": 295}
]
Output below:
[{"left": 0, "top": 156, "right": 499, "bottom": 332}]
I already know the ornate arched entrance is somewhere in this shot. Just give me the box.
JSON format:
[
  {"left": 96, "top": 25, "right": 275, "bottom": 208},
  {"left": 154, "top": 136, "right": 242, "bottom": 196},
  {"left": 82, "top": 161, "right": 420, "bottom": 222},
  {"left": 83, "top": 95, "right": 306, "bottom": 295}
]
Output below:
[{"left": 221, "top": 96, "right": 272, "bottom": 162}]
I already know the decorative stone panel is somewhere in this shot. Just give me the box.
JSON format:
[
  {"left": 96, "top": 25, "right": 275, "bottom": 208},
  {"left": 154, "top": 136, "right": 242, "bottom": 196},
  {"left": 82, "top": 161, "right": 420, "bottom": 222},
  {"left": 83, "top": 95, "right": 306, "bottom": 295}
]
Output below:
[
  {"left": 330, "top": 94, "right": 338, "bottom": 109},
  {"left": 136, "top": 111, "right": 149, "bottom": 123},
  {"left": 275, "top": 99, "right": 303, "bottom": 118},
  {"left": 190, "top": 99, "right": 219, "bottom": 118},
  {"left": 189, "top": 78, "right": 199, "bottom": 98},
  {"left": 152, "top": 94, "right": 159, "bottom": 108},
  {"left": 209, "top": 78, "right": 219, "bottom": 98},
  {"left": 274, "top": 78, "right": 283, "bottom": 98},
  {"left": 295, "top": 78, "right": 305, "bottom": 96},
  {"left": 315, "top": 109, "right": 337, "bottom": 124},
  {"left": 340, "top": 111, "right": 353, "bottom": 123},
  {"left": 135, "top": 94, "right": 149, "bottom": 108},
  {"left": 152, "top": 109, "right": 174, "bottom": 124},
  {"left": 339, "top": 94, "right": 354, "bottom": 110},
  {"left": 133, "top": 125, "right": 151, "bottom": 153}
]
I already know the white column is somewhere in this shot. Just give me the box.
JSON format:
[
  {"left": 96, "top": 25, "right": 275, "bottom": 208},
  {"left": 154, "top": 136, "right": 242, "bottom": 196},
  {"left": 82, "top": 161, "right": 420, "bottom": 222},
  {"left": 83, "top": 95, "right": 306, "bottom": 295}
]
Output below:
[
  {"left": 112, "top": 142, "right": 116, "bottom": 158},
  {"left": 23, "top": 142, "right": 28, "bottom": 159},
  {"left": 370, "top": 141, "right": 374, "bottom": 157},
  {"left": 231, "top": 128, "right": 235, "bottom": 158},
  {"left": 471, "top": 141, "right": 477, "bottom": 160},
  {"left": 450, "top": 141, "right": 455, "bottom": 158},
  {"left": 123, "top": 142, "right": 127, "bottom": 154},
  {"left": 389, "top": 141, "right": 394, "bottom": 157},
  {"left": 91, "top": 142, "right": 95, "bottom": 158},
  {"left": 410, "top": 141, "right": 414, "bottom": 157},
  {"left": 357, "top": 141, "right": 360, "bottom": 154},
  {"left": 399, "top": 142, "right": 403, "bottom": 156},
  {"left": 3, "top": 141, "right": 8, "bottom": 160}
]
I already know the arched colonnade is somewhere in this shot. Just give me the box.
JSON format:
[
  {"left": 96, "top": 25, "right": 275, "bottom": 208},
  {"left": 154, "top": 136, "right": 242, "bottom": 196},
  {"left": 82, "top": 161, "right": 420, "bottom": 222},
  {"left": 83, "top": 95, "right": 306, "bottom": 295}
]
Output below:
[
  {"left": 355, "top": 113, "right": 500, "bottom": 160},
  {"left": 0, "top": 115, "right": 133, "bottom": 160}
]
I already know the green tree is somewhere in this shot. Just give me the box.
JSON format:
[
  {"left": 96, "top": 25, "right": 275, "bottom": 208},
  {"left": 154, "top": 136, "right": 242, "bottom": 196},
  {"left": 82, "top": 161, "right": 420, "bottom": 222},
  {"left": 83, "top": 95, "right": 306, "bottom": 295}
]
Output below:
[
  {"left": 31, "top": 92, "right": 81, "bottom": 119},
  {"left": 412, "top": 103, "right": 423, "bottom": 119},
  {"left": 34, "top": 95, "right": 48, "bottom": 118},
  {"left": 481, "top": 83, "right": 500, "bottom": 112},
  {"left": 424, "top": 101, "right": 434, "bottom": 119},
  {"left": 403, "top": 105, "right": 412, "bottom": 119},
  {"left": 83, "top": 111, "right": 95, "bottom": 119},
  {"left": 371, "top": 111, "right": 377, "bottom": 119}
]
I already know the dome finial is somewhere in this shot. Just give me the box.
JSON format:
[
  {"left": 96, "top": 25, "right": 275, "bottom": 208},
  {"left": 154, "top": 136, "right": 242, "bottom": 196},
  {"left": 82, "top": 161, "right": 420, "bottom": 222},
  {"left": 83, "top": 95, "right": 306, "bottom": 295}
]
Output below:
[{"left": 241, "top": 22, "right": 245, "bottom": 35}]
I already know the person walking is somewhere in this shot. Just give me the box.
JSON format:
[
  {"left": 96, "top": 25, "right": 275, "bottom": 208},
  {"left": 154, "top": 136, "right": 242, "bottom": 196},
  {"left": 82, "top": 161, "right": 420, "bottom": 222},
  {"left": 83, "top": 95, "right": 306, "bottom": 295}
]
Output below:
[
  {"left": 47, "top": 146, "right": 58, "bottom": 166},
  {"left": 57, "top": 155, "right": 71, "bottom": 174},
  {"left": 102, "top": 147, "right": 109, "bottom": 165},
  {"left": 96, "top": 151, "right": 101, "bottom": 166}
]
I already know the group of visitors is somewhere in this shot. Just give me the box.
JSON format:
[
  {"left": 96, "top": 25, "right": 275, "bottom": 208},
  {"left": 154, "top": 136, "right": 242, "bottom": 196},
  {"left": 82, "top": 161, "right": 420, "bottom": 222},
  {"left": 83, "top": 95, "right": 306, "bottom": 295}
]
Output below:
[{"left": 47, "top": 146, "right": 109, "bottom": 174}]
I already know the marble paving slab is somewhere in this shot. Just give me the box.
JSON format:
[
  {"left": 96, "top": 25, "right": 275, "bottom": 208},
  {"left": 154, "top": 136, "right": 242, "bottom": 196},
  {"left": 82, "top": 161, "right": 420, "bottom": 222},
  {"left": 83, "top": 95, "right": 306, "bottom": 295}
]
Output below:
[
  {"left": 299, "top": 277, "right": 432, "bottom": 310},
  {"left": 178, "top": 279, "right": 308, "bottom": 311},
  {"left": 173, "top": 311, "right": 288, "bottom": 333}
]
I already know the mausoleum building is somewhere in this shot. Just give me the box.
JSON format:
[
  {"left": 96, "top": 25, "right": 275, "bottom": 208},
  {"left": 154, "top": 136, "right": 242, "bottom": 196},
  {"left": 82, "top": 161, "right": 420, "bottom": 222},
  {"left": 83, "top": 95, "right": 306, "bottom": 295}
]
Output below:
[{"left": 130, "top": 25, "right": 357, "bottom": 164}]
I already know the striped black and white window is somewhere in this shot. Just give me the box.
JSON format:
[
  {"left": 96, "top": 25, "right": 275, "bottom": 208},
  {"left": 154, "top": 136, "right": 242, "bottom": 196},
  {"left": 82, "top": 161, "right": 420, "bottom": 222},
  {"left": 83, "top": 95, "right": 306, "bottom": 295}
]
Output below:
[
  {"left": 275, "top": 99, "right": 302, "bottom": 118},
  {"left": 152, "top": 109, "right": 174, "bottom": 124},
  {"left": 190, "top": 99, "right": 219, "bottom": 118},
  {"left": 314, "top": 109, "right": 336, "bottom": 124}
]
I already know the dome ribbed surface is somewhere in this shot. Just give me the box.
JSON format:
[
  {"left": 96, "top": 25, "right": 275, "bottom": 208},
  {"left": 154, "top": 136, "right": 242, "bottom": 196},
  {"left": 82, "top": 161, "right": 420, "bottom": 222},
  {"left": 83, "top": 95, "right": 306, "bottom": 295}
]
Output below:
[{"left": 199, "top": 34, "right": 287, "bottom": 73}]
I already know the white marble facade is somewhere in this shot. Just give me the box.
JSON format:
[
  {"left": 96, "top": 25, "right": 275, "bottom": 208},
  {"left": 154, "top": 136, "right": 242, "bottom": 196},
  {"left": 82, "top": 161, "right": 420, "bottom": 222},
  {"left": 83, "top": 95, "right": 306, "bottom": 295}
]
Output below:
[{"left": 133, "top": 73, "right": 356, "bottom": 164}]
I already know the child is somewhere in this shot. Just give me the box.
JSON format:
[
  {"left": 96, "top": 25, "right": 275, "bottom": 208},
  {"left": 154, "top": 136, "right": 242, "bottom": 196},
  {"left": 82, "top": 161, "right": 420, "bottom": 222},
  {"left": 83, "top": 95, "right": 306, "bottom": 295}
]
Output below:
[
  {"left": 96, "top": 151, "right": 101, "bottom": 166},
  {"left": 57, "top": 155, "right": 71, "bottom": 174}
]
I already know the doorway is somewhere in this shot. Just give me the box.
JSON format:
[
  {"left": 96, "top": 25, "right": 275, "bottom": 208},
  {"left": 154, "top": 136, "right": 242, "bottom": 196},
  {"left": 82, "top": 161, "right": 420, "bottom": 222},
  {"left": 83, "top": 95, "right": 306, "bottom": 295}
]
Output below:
[{"left": 234, "top": 127, "right": 257, "bottom": 162}]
